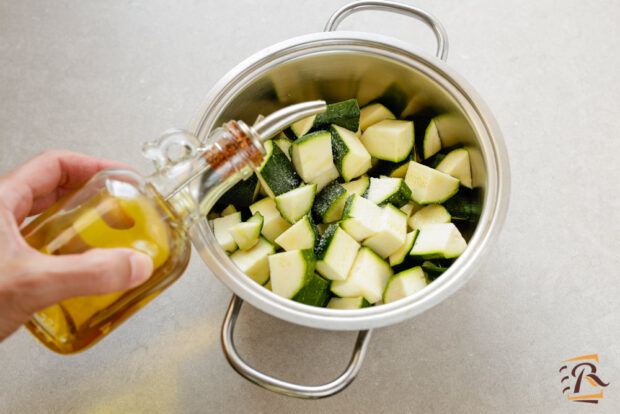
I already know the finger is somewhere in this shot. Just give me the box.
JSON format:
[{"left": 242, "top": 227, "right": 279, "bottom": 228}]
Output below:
[
  {"left": 29, "top": 187, "right": 73, "bottom": 216},
  {"left": 18, "top": 248, "right": 154, "bottom": 311},
  {"left": 0, "top": 150, "right": 132, "bottom": 222}
]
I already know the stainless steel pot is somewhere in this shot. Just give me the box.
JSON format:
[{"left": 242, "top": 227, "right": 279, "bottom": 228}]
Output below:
[{"left": 187, "top": 0, "right": 510, "bottom": 399}]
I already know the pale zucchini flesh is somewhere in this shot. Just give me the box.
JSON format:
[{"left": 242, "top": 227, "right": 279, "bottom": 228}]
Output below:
[
  {"left": 359, "top": 103, "right": 395, "bottom": 131},
  {"left": 360, "top": 119, "right": 414, "bottom": 162},
  {"left": 365, "top": 177, "right": 412, "bottom": 207},
  {"left": 269, "top": 249, "right": 316, "bottom": 299},
  {"left": 330, "top": 124, "right": 372, "bottom": 181},
  {"left": 275, "top": 184, "right": 317, "bottom": 224},
  {"left": 274, "top": 215, "right": 317, "bottom": 251},
  {"left": 308, "top": 163, "right": 340, "bottom": 192},
  {"left": 362, "top": 204, "right": 408, "bottom": 258},
  {"left": 408, "top": 204, "right": 451, "bottom": 230},
  {"left": 291, "top": 130, "right": 336, "bottom": 183},
  {"left": 327, "top": 296, "right": 371, "bottom": 309},
  {"left": 435, "top": 148, "right": 472, "bottom": 189},
  {"left": 422, "top": 118, "right": 443, "bottom": 159},
  {"left": 315, "top": 224, "right": 360, "bottom": 281},
  {"left": 213, "top": 212, "right": 242, "bottom": 253},
  {"left": 250, "top": 197, "right": 291, "bottom": 243},
  {"left": 340, "top": 194, "right": 383, "bottom": 242},
  {"left": 383, "top": 266, "right": 428, "bottom": 304},
  {"left": 229, "top": 220, "right": 262, "bottom": 251},
  {"left": 409, "top": 223, "right": 467, "bottom": 259},
  {"left": 230, "top": 236, "right": 275, "bottom": 285},
  {"left": 341, "top": 175, "right": 370, "bottom": 196},
  {"left": 330, "top": 247, "right": 393, "bottom": 304},
  {"left": 404, "top": 161, "right": 460, "bottom": 205}
]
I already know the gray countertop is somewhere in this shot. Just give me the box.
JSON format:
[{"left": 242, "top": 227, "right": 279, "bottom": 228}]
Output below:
[{"left": 1, "top": 1, "right": 618, "bottom": 412}]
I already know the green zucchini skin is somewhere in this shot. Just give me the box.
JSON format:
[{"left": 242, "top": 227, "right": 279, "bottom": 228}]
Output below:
[
  {"left": 421, "top": 261, "right": 450, "bottom": 282},
  {"left": 312, "top": 182, "right": 347, "bottom": 223},
  {"left": 311, "top": 99, "right": 360, "bottom": 132},
  {"left": 212, "top": 173, "right": 259, "bottom": 212},
  {"left": 442, "top": 188, "right": 482, "bottom": 222},
  {"left": 258, "top": 143, "right": 301, "bottom": 196},
  {"left": 330, "top": 125, "right": 349, "bottom": 175},
  {"left": 314, "top": 224, "right": 339, "bottom": 259},
  {"left": 293, "top": 273, "right": 331, "bottom": 307}
]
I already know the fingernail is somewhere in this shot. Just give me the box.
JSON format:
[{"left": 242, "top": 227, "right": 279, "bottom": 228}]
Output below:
[{"left": 129, "top": 253, "right": 154, "bottom": 287}]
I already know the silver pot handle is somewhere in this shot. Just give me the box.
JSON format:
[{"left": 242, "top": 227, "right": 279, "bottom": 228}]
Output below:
[
  {"left": 221, "top": 295, "right": 373, "bottom": 399},
  {"left": 324, "top": 0, "right": 449, "bottom": 61}
]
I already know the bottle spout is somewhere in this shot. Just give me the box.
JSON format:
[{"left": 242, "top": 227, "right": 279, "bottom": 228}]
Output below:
[{"left": 252, "top": 100, "right": 327, "bottom": 142}]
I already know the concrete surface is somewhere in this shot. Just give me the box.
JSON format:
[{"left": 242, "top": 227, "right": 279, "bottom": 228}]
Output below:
[{"left": 0, "top": 0, "right": 618, "bottom": 412}]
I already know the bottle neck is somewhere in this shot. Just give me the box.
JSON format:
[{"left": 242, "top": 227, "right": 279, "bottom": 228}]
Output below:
[{"left": 146, "top": 121, "right": 264, "bottom": 227}]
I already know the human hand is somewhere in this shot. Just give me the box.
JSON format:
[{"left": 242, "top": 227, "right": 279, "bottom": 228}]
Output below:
[{"left": 0, "top": 150, "right": 154, "bottom": 341}]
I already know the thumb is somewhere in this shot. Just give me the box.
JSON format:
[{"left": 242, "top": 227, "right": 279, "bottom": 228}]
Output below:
[{"left": 26, "top": 248, "right": 154, "bottom": 307}]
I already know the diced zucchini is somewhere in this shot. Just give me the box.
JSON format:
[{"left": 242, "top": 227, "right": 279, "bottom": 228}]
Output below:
[
  {"left": 273, "top": 135, "right": 293, "bottom": 161},
  {"left": 290, "top": 115, "right": 316, "bottom": 138},
  {"left": 435, "top": 148, "right": 472, "bottom": 189},
  {"left": 363, "top": 204, "right": 407, "bottom": 258},
  {"left": 256, "top": 140, "right": 301, "bottom": 197},
  {"left": 331, "top": 247, "right": 393, "bottom": 304},
  {"left": 341, "top": 175, "right": 370, "bottom": 196},
  {"left": 221, "top": 204, "right": 237, "bottom": 216},
  {"left": 420, "top": 118, "right": 443, "bottom": 159},
  {"left": 388, "top": 230, "right": 419, "bottom": 266},
  {"left": 340, "top": 194, "right": 383, "bottom": 242},
  {"left": 269, "top": 249, "right": 316, "bottom": 299},
  {"left": 292, "top": 273, "right": 331, "bottom": 307},
  {"left": 275, "top": 184, "right": 317, "bottom": 224},
  {"left": 213, "top": 173, "right": 259, "bottom": 211},
  {"left": 408, "top": 204, "right": 451, "bottom": 230},
  {"left": 213, "top": 211, "right": 242, "bottom": 253},
  {"left": 313, "top": 99, "right": 360, "bottom": 132},
  {"left": 409, "top": 223, "right": 467, "bottom": 259},
  {"left": 327, "top": 296, "right": 371, "bottom": 309},
  {"left": 404, "top": 161, "right": 460, "bottom": 204},
  {"left": 250, "top": 197, "right": 291, "bottom": 243},
  {"left": 400, "top": 201, "right": 423, "bottom": 220},
  {"left": 264, "top": 280, "right": 272, "bottom": 290},
  {"left": 290, "top": 99, "right": 361, "bottom": 137},
  {"left": 229, "top": 212, "right": 263, "bottom": 251},
  {"left": 360, "top": 120, "right": 414, "bottom": 162},
  {"left": 422, "top": 260, "right": 449, "bottom": 282},
  {"left": 308, "top": 163, "right": 340, "bottom": 192},
  {"left": 330, "top": 124, "right": 372, "bottom": 181},
  {"left": 383, "top": 266, "right": 427, "bottom": 304},
  {"left": 274, "top": 215, "right": 318, "bottom": 251},
  {"left": 312, "top": 181, "right": 348, "bottom": 223},
  {"left": 359, "top": 103, "right": 395, "bottom": 131},
  {"left": 230, "top": 236, "right": 276, "bottom": 285},
  {"left": 365, "top": 177, "right": 412, "bottom": 207},
  {"left": 291, "top": 130, "right": 335, "bottom": 182},
  {"left": 442, "top": 188, "right": 482, "bottom": 222},
  {"left": 315, "top": 224, "right": 360, "bottom": 281}
]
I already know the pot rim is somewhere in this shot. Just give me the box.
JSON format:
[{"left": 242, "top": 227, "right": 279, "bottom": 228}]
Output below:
[{"left": 188, "top": 30, "right": 510, "bottom": 331}]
